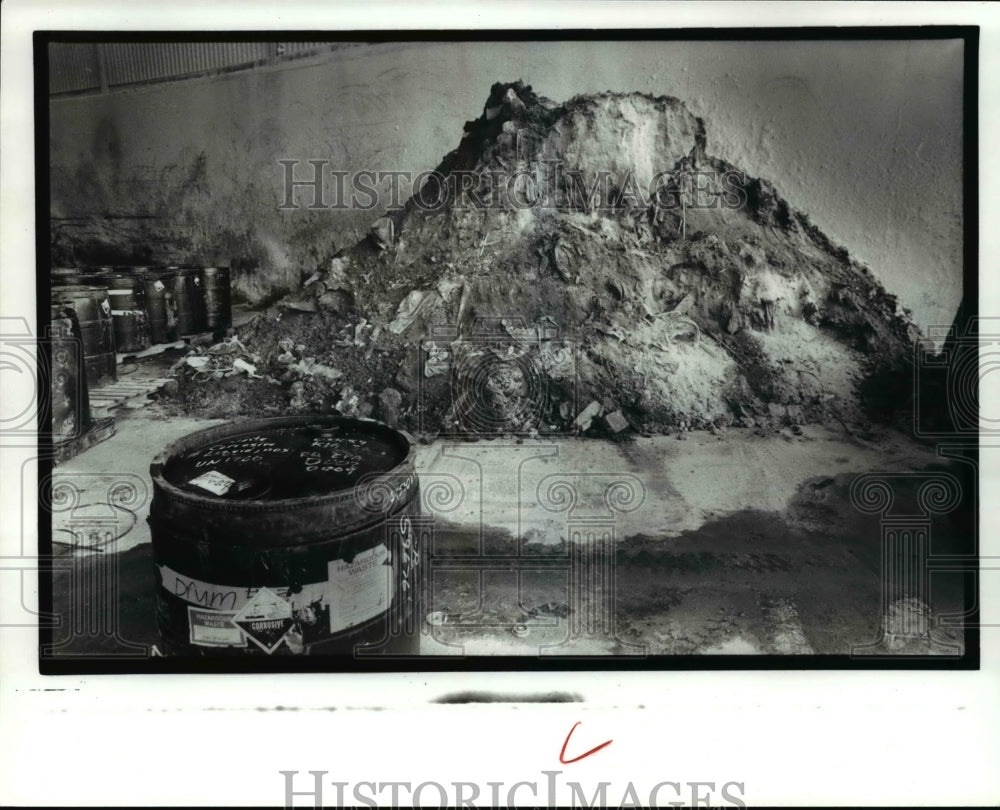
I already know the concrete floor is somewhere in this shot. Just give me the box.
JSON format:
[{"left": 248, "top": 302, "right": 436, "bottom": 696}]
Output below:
[{"left": 48, "top": 357, "right": 968, "bottom": 660}]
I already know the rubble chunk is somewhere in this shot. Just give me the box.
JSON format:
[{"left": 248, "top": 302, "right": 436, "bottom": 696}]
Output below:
[
  {"left": 604, "top": 409, "right": 629, "bottom": 433},
  {"left": 574, "top": 400, "right": 602, "bottom": 432},
  {"left": 369, "top": 217, "right": 395, "bottom": 250},
  {"left": 317, "top": 289, "right": 353, "bottom": 313},
  {"left": 378, "top": 387, "right": 403, "bottom": 427},
  {"left": 422, "top": 341, "right": 451, "bottom": 377},
  {"left": 672, "top": 292, "right": 695, "bottom": 315}
]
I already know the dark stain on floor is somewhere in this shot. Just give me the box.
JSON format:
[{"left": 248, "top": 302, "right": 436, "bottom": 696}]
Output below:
[{"left": 46, "top": 461, "right": 972, "bottom": 659}]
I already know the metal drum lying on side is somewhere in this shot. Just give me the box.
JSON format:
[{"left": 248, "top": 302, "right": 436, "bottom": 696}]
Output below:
[
  {"left": 148, "top": 416, "right": 423, "bottom": 658},
  {"left": 201, "top": 266, "right": 232, "bottom": 335},
  {"left": 51, "top": 285, "right": 117, "bottom": 387}
]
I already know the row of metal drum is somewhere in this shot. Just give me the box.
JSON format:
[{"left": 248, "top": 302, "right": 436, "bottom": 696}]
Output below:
[
  {"left": 51, "top": 265, "right": 232, "bottom": 384},
  {"left": 50, "top": 266, "right": 232, "bottom": 441}
]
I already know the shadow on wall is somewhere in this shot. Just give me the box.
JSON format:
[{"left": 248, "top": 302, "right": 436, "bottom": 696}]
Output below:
[{"left": 50, "top": 124, "right": 340, "bottom": 300}]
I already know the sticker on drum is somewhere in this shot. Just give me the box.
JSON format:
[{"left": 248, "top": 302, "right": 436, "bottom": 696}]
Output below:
[{"left": 187, "top": 469, "right": 236, "bottom": 496}]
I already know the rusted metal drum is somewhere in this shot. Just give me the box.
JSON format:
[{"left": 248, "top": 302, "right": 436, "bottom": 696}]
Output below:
[
  {"left": 169, "top": 266, "right": 207, "bottom": 336},
  {"left": 142, "top": 269, "right": 176, "bottom": 345},
  {"left": 148, "top": 416, "right": 423, "bottom": 658},
  {"left": 49, "top": 303, "right": 91, "bottom": 440},
  {"left": 51, "top": 285, "right": 117, "bottom": 387},
  {"left": 103, "top": 270, "right": 151, "bottom": 354},
  {"left": 200, "top": 266, "right": 232, "bottom": 334}
]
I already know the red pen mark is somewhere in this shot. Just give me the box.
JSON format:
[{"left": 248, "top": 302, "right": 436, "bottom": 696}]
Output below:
[{"left": 559, "top": 721, "right": 613, "bottom": 764}]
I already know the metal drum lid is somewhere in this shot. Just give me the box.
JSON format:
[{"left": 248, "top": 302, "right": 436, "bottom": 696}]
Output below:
[
  {"left": 158, "top": 418, "right": 411, "bottom": 502},
  {"left": 51, "top": 284, "right": 111, "bottom": 313}
]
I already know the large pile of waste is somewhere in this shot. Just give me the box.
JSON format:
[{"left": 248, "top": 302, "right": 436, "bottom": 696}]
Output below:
[{"left": 167, "top": 81, "right": 918, "bottom": 437}]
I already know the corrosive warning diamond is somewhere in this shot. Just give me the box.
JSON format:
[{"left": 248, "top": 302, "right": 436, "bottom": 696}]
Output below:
[{"left": 232, "top": 587, "right": 293, "bottom": 653}]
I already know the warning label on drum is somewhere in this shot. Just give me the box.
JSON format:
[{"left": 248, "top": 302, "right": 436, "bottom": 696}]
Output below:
[
  {"left": 188, "top": 607, "right": 245, "bottom": 648},
  {"left": 233, "top": 587, "right": 294, "bottom": 653},
  {"left": 187, "top": 469, "right": 236, "bottom": 496},
  {"left": 328, "top": 544, "right": 392, "bottom": 634}
]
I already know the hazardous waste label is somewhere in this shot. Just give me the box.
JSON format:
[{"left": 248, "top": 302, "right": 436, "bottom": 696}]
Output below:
[
  {"left": 161, "top": 540, "right": 394, "bottom": 651},
  {"left": 188, "top": 607, "right": 245, "bottom": 648},
  {"left": 232, "top": 587, "right": 294, "bottom": 653},
  {"left": 328, "top": 544, "right": 392, "bottom": 634}
]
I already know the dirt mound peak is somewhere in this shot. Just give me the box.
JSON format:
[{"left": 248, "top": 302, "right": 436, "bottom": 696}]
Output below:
[{"left": 177, "top": 83, "right": 917, "bottom": 436}]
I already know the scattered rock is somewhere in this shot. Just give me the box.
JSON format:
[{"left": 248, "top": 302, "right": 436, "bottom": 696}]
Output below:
[
  {"left": 389, "top": 289, "right": 443, "bottom": 335},
  {"left": 422, "top": 341, "right": 451, "bottom": 377},
  {"left": 368, "top": 216, "right": 395, "bottom": 250},
  {"left": 317, "top": 289, "right": 353, "bottom": 313},
  {"left": 335, "top": 385, "right": 361, "bottom": 417},
  {"left": 605, "top": 409, "right": 629, "bottom": 434},
  {"left": 289, "top": 380, "right": 307, "bottom": 409},
  {"left": 503, "top": 86, "right": 527, "bottom": 114},
  {"left": 574, "top": 400, "right": 602, "bottom": 432},
  {"left": 288, "top": 358, "right": 342, "bottom": 381},
  {"left": 671, "top": 292, "right": 695, "bottom": 316},
  {"left": 231, "top": 358, "right": 260, "bottom": 377},
  {"left": 378, "top": 387, "right": 403, "bottom": 427}
]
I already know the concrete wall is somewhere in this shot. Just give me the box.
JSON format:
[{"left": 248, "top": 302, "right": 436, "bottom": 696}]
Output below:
[{"left": 49, "top": 39, "right": 964, "bottom": 331}]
